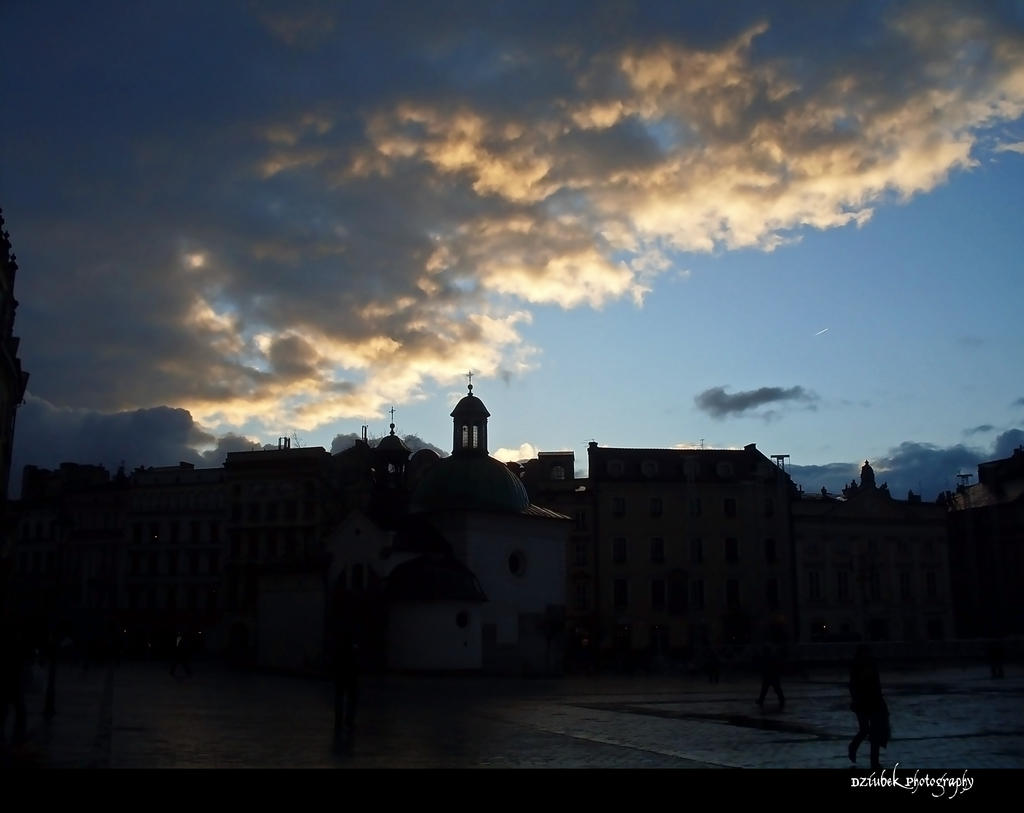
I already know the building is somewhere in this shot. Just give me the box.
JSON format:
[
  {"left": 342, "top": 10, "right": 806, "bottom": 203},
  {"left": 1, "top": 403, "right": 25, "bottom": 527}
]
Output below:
[
  {"left": 13, "top": 463, "right": 126, "bottom": 655},
  {"left": 0, "top": 209, "right": 29, "bottom": 620},
  {"left": 124, "top": 462, "right": 226, "bottom": 655},
  {"left": 946, "top": 446, "right": 1024, "bottom": 638},
  {"left": 563, "top": 442, "right": 797, "bottom": 669},
  {"left": 222, "top": 442, "right": 338, "bottom": 665},
  {"left": 792, "top": 461, "right": 953, "bottom": 646},
  {"left": 402, "top": 383, "right": 569, "bottom": 674}
]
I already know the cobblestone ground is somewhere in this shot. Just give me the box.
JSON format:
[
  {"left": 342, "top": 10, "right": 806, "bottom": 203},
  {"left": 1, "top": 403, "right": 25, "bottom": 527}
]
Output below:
[{"left": 2, "top": 659, "right": 1022, "bottom": 770}]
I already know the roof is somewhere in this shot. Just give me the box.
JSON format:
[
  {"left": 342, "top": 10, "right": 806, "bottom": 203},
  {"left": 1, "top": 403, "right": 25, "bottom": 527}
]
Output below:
[{"left": 410, "top": 453, "right": 531, "bottom": 514}]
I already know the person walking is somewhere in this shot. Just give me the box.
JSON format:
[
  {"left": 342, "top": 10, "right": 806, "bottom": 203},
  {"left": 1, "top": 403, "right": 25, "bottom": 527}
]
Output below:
[
  {"left": 755, "top": 643, "right": 785, "bottom": 709},
  {"left": 169, "top": 631, "right": 192, "bottom": 678},
  {"left": 333, "top": 616, "right": 359, "bottom": 750},
  {"left": 0, "top": 625, "right": 28, "bottom": 745},
  {"left": 848, "top": 645, "right": 889, "bottom": 769}
]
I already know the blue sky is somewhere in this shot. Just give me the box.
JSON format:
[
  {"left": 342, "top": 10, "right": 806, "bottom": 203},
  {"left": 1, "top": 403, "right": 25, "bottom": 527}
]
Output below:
[{"left": 2, "top": 0, "right": 1023, "bottom": 499}]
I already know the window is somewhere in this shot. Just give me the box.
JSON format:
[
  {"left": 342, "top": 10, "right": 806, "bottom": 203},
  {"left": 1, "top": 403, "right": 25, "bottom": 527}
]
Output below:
[
  {"left": 691, "top": 579, "right": 704, "bottom": 610},
  {"left": 689, "top": 498, "right": 702, "bottom": 517},
  {"left": 926, "top": 570, "right": 938, "bottom": 599},
  {"left": 899, "top": 571, "right": 912, "bottom": 601},
  {"left": 169, "top": 521, "right": 180, "bottom": 544},
  {"left": 838, "top": 570, "right": 850, "bottom": 601},
  {"left": 764, "top": 498, "right": 775, "bottom": 518},
  {"left": 650, "top": 538, "right": 665, "bottom": 563},
  {"left": 641, "top": 460, "right": 659, "bottom": 478},
  {"left": 190, "top": 521, "right": 200, "bottom": 543},
  {"left": 574, "top": 582, "right": 588, "bottom": 611},
  {"left": 690, "top": 538, "right": 703, "bottom": 564},
  {"left": 726, "top": 579, "right": 740, "bottom": 609},
  {"left": 766, "top": 578, "right": 779, "bottom": 608},
  {"left": 574, "top": 542, "right": 587, "bottom": 566},
  {"left": 723, "top": 498, "right": 737, "bottom": 518},
  {"left": 808, "top": 570, "right": 822, "bottom": 601},
  {"left": 612, "top": 497, "right": 626, "bottom": 518},
  {"left": 550, "top": 465, "right": 565, "bottom": 481},
  {"left": 209, "top": 551, "right": 220, "bottom": 575},
  {"left": 668, "top": 573, "right": 688, "bottom": 615},
  {"left": 248, "top": 502, "right": 260, "bottom": 522},
  {"left": 613, "top": 538, "right": 628, "bottom": 564},
  {"left": 651, "top": 580, "right": 666, "bottom": 611},
  {"left": 726, "top": 538, "right": 739, "bottom": 564},
  {"left": 607, "top": 459, "right": 624, "bottom": 476},
  {"left": 764, "top": 538, "right": 777, "bottom": 563},
  {"left": 650, "top": 496, "right": 663, "bottom": 517},
  {"left": 574, "top": 510, "right": 587, "bottom": 531},
  {"left": 613, "top": 579, "right": 629, "bottom": 610},
  {"left": 869, "top": 568, "right": 881, "bottom": 601}
]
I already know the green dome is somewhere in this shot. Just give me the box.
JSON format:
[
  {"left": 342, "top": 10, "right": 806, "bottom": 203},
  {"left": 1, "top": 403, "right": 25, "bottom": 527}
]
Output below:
[{"left": 410, "top": 454, "right": 530, "bottom": 514}]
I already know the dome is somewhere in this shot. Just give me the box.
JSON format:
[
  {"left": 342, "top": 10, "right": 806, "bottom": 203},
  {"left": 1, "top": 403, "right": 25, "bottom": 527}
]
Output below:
[
  {"left": 410, "top": 453, "right": 530, "bottom": 514},
  {"left": 376, "top": 432, "right": 409, "bottom": 453},
  {"left": 451, "top": 393, "right": 490, "bottom": 421}
]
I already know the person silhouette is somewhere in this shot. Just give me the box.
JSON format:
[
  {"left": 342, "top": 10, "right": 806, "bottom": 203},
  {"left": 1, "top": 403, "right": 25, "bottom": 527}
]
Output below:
[
  {"left": 848, "top": 645, "right": 889, "bottom": 769},
  {"left": 755, "top": 643, "right": 785, "bottom": 709},
  {"left": 169, "top": 631, "right": 192, "bottom": 678},
  {"left": 0, "top": 625, "right": 28, "bottom": 745},
  {"left": 333, "top": 616, "right": 359, "bottom": 749}
]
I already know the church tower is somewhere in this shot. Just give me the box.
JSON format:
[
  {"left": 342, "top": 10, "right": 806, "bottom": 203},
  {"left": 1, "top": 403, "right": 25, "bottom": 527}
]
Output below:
[{"left": 450, "top": 373, "right": 489, "bottom": 457}]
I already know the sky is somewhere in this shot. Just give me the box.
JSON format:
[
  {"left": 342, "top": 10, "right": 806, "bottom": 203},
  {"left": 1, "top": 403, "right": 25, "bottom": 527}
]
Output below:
[{"left": 2, "top": 0, "right": 1023, "bottom": 501}]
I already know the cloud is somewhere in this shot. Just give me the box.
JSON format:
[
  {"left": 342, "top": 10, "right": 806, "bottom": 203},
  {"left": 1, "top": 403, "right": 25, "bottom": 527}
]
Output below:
[
  {"left": 330, "top": 431, "right": 446, "bottom": 457},
  {"left": 964, "top": 424, "right": 994, "bottom": 436},
  {"left": 9, "top": 397, "right": 262, "bottom": 497},
  {"left": 994, "top": 140, "right": 1024, "bottom": 154},
  {"left": 993, "top": 428, "right": 1024, "bottom": 458},
  {"left": 493, "top": 442, "right": 540, "bottom": 463},
  {"left": 790, "top": 428, "right": 1024, "bottom": 501},
  {"left": 694, "top": 385, "right": 818, "bottom": 418},
  {"left": 1013, "top": 398, "right": 1024, "bottom": 408},
  {"left": 4, "top": 1, "right": 1024, "bottom": 457}
]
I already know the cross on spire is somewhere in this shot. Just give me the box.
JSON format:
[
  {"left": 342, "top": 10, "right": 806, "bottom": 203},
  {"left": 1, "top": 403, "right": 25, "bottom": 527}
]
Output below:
[
  {"left": 389, "top": 406, "right": 396, "bottom": 423},
  {"left": 466, "top": 369, "right": 474, "bottom": 392}
]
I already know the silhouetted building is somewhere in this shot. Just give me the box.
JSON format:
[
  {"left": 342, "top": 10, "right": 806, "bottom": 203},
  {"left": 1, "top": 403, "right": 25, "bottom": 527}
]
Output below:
[
  {"left": 567, "top": 442, "right": 797, "bottom": 669},
  {"left": 0, "top": 209, "right": 29, "bottom": 619},
  {"left": 946, "top": 446, "right": 1024, "bottom": 638},
  {"left": 11, "top": 463, "right": 127, "bottom": 653},
  {"left": 222, "top": 443, "right": 337, "bottom": 665},
  {"left": 793, "top": 461, "right": 953, "bottom": 645},
  {"left": 124, "top": 462, "right": 225, "bottom": 655}
]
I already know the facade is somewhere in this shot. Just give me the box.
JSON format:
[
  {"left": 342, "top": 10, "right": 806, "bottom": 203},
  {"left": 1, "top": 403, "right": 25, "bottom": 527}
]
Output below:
[
  {"left": 402, "top": 385, "right": 569, "bottom": 674},
  {"left": 946, "top": 446, "right": 1024, "bottom": 638},
  {"left": 124, "top": 463, "right": 226, "bottom": 654},
  {"left": 792, "top": 462, "right": 954, "bottom": 645},
  {"left": 222, "top": 443, "right": 337, "bottom": 664},
  {"left": 571, "top": 442, "right": 798, "bottom": 668}
]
